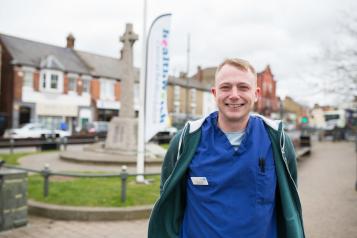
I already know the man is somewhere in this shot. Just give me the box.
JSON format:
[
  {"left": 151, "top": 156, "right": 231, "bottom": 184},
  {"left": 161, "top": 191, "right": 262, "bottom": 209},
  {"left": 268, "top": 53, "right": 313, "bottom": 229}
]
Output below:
[{"left": 148, "top": 58, "right": 305, "bottom": 238}]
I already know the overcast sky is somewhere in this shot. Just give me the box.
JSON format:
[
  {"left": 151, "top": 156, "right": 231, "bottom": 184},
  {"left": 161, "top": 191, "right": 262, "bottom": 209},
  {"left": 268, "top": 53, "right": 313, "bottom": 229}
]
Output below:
[{"left": 0, "top": 0, "right": 355, "bottom": 107}]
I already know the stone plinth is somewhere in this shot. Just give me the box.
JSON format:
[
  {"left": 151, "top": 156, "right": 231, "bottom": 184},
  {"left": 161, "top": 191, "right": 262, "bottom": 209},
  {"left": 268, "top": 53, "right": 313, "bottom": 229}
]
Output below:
[{"left": 105, "top": 117, "right": 138, "bottom": 155}]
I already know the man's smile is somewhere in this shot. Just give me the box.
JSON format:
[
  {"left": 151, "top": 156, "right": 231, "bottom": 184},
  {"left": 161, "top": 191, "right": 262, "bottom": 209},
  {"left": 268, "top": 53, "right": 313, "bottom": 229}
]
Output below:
[{"left": 225, "top": 102, "right": 245, "bottom": 109}]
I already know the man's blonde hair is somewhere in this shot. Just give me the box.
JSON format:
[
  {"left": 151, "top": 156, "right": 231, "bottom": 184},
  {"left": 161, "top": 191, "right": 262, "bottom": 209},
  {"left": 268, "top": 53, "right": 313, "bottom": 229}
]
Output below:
[{"left": 215, "top": 58, "right": 257, "bottom": 79}]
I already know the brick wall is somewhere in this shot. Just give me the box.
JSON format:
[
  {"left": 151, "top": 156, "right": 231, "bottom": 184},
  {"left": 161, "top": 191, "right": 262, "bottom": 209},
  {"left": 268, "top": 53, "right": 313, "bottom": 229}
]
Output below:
[
  {"left": 33, "top": 70, "right": 40, "bottom": 91},
  {"left": 0, "top": 45, "right": 14, "bottom": 125},
  {"left": 63, "top": 74, "right": 69, "bottom": 94},
  {"left": 180, "top": 86, "right": 187, "bottom": 114},
  {"left": 196, "top": 90, "right": 203, "bottom": 116},
  {"left": 167, "top": 85, "right": 174, "bottom": 113},
  {"left": 91, "top": 79, "right": 100, "bottom": 100},
  {"left": 13, "top": 66, "right": 22, "bottom": 101},
  {"left": 115, "top": 81, "right": 121, "bottom": 101},
  {"left": 77, "top": 77, "right": 83, "bottom": 96}
]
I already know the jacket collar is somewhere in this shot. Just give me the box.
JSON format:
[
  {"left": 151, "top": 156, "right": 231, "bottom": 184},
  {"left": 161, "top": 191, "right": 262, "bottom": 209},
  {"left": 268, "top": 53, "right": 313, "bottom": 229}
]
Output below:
[{"left": 188, "top": 111, "right": 281, "bottom": 133}]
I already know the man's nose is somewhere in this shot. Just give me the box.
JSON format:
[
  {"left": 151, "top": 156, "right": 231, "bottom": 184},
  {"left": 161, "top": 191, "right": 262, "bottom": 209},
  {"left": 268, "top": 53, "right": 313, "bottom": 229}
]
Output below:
[{"left": 230, "top": 87, "right": 240, "bottom": 99}]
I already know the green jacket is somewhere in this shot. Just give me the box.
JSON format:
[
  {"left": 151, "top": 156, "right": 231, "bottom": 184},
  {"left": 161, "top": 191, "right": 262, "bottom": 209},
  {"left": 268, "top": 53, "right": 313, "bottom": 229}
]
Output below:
[{"left": 148, "top": 115, "right": 305, "bottom": 238}]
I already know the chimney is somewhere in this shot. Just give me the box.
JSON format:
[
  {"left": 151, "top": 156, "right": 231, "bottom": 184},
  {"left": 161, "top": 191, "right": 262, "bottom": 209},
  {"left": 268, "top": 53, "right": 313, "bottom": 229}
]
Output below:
[
  {"left": 66, "top": 33, "right": 75, "bottom": 48},
  {"left": 196, "top": 66, "right": 203, "bottom": 81},
  {"left": 179, "top": 71, "right": 187, "bottom": 78}
]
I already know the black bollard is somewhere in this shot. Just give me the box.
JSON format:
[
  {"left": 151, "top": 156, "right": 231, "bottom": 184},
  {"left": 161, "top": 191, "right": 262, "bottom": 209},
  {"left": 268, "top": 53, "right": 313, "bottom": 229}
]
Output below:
[
  {"left": 61, "top": 137, "right": 68, "bottom": 151},
  {"left": 9, "top": 138, "right": 14, "bottom": 154},
  {"left": 120, "top": 165, "right": 128, "bottom": 203},
  {"left": 42, "top": 164, "right": 51, "bottom": 197}
]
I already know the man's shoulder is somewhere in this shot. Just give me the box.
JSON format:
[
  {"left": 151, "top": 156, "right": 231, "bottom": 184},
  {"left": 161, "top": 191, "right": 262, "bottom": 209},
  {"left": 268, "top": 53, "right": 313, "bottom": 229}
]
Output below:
[
  {"left": 250, "top": 113, "right": 281, "bottom": 131},
  {"left": 186, "top": 112, "right": 216, "bottom": 133}
]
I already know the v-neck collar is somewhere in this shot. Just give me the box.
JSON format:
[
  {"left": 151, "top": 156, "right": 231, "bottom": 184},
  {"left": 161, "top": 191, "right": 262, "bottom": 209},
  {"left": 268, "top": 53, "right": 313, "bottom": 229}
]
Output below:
[{"left": 209, "top": 112, "right": 254, "bottom": 155}]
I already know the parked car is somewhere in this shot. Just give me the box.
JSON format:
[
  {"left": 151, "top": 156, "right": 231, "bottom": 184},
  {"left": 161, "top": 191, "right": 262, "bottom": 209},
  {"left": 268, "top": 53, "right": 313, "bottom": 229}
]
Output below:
[
  {"left": 152, "top": 127, "right": 178, "bottom": 144},
  {"left": 3, "top": 123, "right": 71, "bottom": 139},
  {"left": 83, "top": 121, "right": 109, "bottom": 137}
]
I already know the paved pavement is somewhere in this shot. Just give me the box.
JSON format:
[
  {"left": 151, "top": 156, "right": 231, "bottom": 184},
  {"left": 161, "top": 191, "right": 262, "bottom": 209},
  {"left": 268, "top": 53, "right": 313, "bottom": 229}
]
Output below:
[
  {"left": 298, "top": 141, "right": 357, "bottom": 238},
  {"left": 0, "top": 216, "right": 148, "bottom": 238},
  {"left": 1, "top": 140, "right": 357, "bottom": 237}
]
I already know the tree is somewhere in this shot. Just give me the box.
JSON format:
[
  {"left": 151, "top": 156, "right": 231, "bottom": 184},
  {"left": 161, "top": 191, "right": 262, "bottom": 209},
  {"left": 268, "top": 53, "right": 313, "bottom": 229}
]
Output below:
[{"left": 321, "top": 5, "right": 357, "bottom": 104}]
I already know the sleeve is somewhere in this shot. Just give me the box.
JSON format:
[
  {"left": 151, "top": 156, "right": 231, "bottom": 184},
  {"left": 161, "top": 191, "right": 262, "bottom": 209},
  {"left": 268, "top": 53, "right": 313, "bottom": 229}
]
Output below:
[
  {"left": 159, "top": 130, "right": 182, "bottom": 194},
  {"left": 284, "top": 133, "right": 298, "bottom": 186}
]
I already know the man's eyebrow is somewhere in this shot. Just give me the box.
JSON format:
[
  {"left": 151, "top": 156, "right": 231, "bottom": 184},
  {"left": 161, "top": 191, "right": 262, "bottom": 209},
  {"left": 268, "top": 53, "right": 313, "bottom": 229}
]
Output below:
[{"left": 219, "top": 81, "right": 251, "bottom": 86}]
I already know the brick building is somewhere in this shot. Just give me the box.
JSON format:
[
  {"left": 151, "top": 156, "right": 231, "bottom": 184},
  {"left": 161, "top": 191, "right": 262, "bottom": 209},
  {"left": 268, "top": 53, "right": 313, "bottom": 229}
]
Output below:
[
  {"left": 255, "top": 65, "right": 279, "bottom": 116},
  {"left": 0, "top": 29, "right": 138, "bottom": 134}
]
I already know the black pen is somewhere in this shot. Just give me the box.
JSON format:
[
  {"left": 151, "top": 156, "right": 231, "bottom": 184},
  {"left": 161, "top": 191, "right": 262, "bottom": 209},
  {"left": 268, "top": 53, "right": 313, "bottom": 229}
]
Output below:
[{"left": 259, "top": 158, "right": 265, "bottom": 173}]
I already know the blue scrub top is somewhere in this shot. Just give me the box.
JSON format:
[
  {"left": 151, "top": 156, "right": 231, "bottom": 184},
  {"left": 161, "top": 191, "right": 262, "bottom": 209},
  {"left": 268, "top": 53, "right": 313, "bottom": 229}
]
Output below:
[{"left": 180, "top": 112, "right": 277, "bottom": 238}]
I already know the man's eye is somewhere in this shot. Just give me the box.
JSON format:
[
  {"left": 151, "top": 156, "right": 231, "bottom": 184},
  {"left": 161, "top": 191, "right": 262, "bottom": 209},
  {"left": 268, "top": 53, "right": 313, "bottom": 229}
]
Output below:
[{"left": 220, "top": 86, "right": 230, "bottom": 90}]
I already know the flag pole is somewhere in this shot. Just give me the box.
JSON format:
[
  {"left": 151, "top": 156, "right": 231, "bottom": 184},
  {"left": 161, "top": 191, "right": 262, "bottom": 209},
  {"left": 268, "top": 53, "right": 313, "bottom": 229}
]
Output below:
[{"left": 136, "top": 0, "right": 147, "bottom": 183}]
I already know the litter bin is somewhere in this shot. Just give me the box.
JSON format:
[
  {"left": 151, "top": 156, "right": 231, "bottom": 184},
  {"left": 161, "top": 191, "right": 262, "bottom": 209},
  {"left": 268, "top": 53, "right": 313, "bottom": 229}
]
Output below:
[
  {"left": 40, "top": 137, "right": 59, "bottom": 151},
  {"left": 300, "top": 128, "right": 311, "bottom": 147},
  {"left": 0, "top": 168, "right": 28, "bottom": 231}
]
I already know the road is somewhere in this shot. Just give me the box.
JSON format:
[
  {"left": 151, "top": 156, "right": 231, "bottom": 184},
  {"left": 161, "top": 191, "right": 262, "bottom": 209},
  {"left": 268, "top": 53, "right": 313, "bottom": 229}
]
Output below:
[{"left": 0, "top": 140, "right": 357, "bottom": 237}]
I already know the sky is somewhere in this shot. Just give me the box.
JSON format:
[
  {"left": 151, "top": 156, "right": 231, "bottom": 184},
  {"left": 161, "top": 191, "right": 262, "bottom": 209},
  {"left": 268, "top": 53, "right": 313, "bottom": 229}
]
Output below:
[{"left": 0, "top": 0, "right": 355, "bottom": 107}]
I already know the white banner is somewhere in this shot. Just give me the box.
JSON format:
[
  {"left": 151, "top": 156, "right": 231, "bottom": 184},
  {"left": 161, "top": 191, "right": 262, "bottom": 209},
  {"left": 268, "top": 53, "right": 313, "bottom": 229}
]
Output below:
[{"left": 145, "top": 14, "right": 172, "bottom": 142}]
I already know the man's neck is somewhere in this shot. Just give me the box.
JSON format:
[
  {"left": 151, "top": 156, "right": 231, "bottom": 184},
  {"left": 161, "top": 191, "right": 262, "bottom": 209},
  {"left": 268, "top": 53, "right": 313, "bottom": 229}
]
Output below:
[{"left": 217, "top": 115, "right": 249, "bottom": 132}]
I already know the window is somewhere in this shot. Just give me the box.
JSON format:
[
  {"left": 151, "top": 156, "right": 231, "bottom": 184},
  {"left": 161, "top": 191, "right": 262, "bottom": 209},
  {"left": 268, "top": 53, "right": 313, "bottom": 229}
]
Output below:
[
  {"left": 23, "top": 71, "right": 33, "bottom": 88},
  {"left": 174, "top": 86, "right": 180, "bottom": 99},
  {"left": 174, "top": 101, "right": 180, "bottom": 114},
  {"left": 190, "top": 88, "right": 197, "bottom": 116},
  {"left": 173, "top": 86, "right": 180, "bottom": 114},
  {"left": 262, "top": 83, "right": 267, "bottom": 94},
  {"left": 40, "top": 70, "right": 63, "bottom": 93},
  {"left": 190, "top": 88, "right": 196, "bottom": 103},
  {"left": 68, "top": 76, "right": 77, "bottom": 92},
  {"left": 42, "top": 74, "right": 46, "bottom": 88},
  {"left": 38, "top": 116, "right": 62, "bottom": 130},
  {"left": 82, "top": 79, "right": 90, "bottom": 93},
  {"left": 100, "top": 79, "right": 115, "bottom": 100},
  {"left": 50, "top": 74, "right": 58, "bottom": 89}
]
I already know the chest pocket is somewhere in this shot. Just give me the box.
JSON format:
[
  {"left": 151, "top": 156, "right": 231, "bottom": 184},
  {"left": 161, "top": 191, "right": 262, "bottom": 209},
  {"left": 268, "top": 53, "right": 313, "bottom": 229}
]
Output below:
[{"left": 256, "top": 157, "right": 277, "bottom": 204}]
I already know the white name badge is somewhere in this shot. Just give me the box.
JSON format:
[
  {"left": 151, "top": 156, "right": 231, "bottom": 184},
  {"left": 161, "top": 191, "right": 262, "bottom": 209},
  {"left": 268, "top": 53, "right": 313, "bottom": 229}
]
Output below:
[{"left": 190, "top": 177, "right": 209, "bottom": 186}]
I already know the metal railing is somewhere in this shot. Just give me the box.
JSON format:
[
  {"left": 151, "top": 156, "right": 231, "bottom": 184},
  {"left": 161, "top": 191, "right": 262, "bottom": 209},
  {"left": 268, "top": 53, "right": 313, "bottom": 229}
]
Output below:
[
  {"left": 0, "top": 135, "right": 105, "bottom": 152},
  {"left": 0, "top": 162, "right": 160, "bottom": 203}
]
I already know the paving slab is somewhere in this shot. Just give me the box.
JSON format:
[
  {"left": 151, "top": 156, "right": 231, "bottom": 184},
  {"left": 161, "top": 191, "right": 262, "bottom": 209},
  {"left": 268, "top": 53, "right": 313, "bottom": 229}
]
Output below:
[{"left": 0, "top": 216, "right": 148, "bottom": 238}]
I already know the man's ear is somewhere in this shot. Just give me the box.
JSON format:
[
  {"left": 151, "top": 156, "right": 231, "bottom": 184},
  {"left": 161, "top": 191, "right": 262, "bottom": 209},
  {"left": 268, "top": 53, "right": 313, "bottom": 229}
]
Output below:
[
  {"left": 255, "top": 87, "right": 261, "bottom": 102},
  {"left": 211, "top": 87, "right": 216, "bottom": 97}
]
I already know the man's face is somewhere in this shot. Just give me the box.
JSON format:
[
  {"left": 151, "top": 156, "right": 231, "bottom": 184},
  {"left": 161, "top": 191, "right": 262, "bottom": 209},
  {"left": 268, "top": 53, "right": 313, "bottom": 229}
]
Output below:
[{"left": 211, "top": 64, "right": 260, "bottom": 125}]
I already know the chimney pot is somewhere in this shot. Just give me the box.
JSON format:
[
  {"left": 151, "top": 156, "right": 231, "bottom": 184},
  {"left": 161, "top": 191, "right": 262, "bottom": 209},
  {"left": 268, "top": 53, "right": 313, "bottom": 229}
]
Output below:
[{"left": 66, "top": 33, "right": 75, "bottom": 48}]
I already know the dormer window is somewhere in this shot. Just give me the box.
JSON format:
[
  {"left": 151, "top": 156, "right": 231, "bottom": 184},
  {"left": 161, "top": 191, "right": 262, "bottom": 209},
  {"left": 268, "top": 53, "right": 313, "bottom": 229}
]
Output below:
[
  {"left": 39, "top": 55, "right": 64, "bottom": 93},
  {"left": 40, "top": 70, "right": 63, "bottom": 93},
  {"left": 50, "top": 74, "right": 58, "bottom": 89}
]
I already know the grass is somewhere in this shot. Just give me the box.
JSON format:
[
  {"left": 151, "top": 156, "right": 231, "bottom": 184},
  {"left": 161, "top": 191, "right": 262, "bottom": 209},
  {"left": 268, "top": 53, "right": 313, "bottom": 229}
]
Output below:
[
  {"left": 160, "top": 143, "right": 169, "bottom": 150},
  {"left": 0, "top": 152, "right": 35, "bottom": 165},
  {"left": 1, "top": 151, "right": 161, "bottom": 207},
  {"left": 28, "top": 174, "right": 161, "bottom": 207}
]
